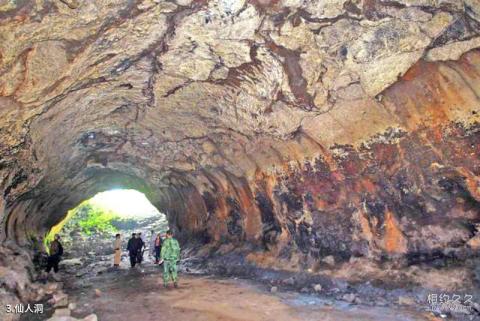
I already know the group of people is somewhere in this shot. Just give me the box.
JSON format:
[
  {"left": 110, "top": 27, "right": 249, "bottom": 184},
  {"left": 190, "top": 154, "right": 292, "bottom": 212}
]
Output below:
[
  {"left": 115, "top": 229, "right": 181, "bottom": 288},
  {"left": 121, "top": 232, "right": 145, "bottom": 267},
  {"left": 118, "top": 230, "right": 161, "bottom": 267},
  {"left": 44, "top": 229, "right": 181, "bottom": 288}
]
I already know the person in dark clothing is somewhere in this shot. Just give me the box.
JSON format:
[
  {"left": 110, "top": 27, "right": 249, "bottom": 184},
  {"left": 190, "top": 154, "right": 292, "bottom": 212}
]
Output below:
[
  {"left": 136, "top": 233, "right": 145, "bottom": 266},
  {"left": 46, "top": 234, "right": 63, "bottom": 274},
  {"left": 154, "top": 233, "right": 162, "bottom": 264},
  {"left": 127, "top": 233, "right": 138, "bottom": 268}
]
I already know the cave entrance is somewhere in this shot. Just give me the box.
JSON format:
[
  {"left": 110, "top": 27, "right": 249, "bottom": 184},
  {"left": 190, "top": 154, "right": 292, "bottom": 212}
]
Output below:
[{"left": 46, "top": 189, "right": 168, "bottom": 270}]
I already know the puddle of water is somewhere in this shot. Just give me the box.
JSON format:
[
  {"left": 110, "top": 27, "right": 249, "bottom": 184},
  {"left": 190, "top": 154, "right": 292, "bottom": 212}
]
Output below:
[
  {"left": 277, "top": 292, "right": 427, "bottom": 321},
  {"left": 280, "top": 292, "right": 351, "bottom": 309}
]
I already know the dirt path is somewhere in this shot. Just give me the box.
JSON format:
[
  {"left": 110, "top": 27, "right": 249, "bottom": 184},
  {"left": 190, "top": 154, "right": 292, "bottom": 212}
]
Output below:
[{"left": 65, "top": 270, "right": 436, "bottom": 321}]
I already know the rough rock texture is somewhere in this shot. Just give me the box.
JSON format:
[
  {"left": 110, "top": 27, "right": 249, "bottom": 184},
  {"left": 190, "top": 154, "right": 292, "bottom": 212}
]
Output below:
[{"left": 1, "top": 0, "right": 480, "bottom": 300}]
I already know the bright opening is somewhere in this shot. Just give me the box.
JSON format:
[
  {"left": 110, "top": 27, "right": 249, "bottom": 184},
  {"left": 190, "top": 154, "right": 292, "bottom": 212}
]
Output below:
[
  {"left": 45, "top": 189, "right": 168, "bottom": 259},
  {"left": 89, "top": 189, "right": 160, "bottom": 219}
]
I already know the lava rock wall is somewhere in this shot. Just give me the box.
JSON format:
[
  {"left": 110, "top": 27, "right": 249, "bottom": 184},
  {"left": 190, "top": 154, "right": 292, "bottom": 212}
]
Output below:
[
  {"left": 171, "top": 51, "right": 480, "bottom": 269},
  {"left": 2, "top": 1, "right": 480, "bottom": 316},
  {"left": 0, "top": 0, "right": 479, "bottom": 271}
]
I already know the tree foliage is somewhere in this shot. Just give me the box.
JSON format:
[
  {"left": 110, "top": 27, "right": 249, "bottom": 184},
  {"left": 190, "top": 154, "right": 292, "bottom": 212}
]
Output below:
[
  {"left": 75, "top": 203, "right": 118, "bottom": 235},
  {"left": 45, "top": 201, "right": 119, "bottom": 250}
]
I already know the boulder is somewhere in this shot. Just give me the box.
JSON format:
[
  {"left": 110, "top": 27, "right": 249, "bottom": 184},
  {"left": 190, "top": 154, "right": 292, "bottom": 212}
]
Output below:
[
  {"left": 342, "top": 293, "right": 356, "bottom": 303},
  {"left": 49, "top": 292, "right": 68, "bottom": 308},
  {"left": 398, "top": 296, "right": 415, "bottom": 306},
  {"left": 83, "top": 314, "right": 98, "bottom": 321},
  {"left": 322, "top": 256, "right": 335, "bottom": 266},
  {"left": 283, "top": 277, "right": 295, "bottom": 286},
  {"left": 47, "top": 314, "right": 98, "bottom": 321},
  {"left": 45, "top": 282, "right": 61, "bottom": 295},
  {"left": 51, "top": 308, "right": 71, "bottom": 318},
  {"left": 61, "top": 258, "right": 82, "bottom": 266}
]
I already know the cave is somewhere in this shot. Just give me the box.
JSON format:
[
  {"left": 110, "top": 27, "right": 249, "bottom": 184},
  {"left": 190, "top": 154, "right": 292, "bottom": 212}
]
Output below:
[
  {"left": 1, "top": 1, "right": 480, "bottom": 321},
  {"left": 46, "top": 189, "right": 169, "bottom": 265}
]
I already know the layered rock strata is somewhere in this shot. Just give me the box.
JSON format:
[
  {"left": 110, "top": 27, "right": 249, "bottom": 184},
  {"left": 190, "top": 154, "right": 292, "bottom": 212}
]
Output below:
[{"left": 0, "top": 0, "right": 480, "bottom": 294}]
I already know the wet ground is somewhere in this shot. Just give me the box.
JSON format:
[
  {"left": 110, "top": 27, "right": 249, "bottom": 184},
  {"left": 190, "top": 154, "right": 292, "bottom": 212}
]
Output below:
[
  {"left": 59, "top": 263, "right": 437, "bottom": 321},
  {"left": 14, "top": 241, "right": 478, "bottom": 321}
]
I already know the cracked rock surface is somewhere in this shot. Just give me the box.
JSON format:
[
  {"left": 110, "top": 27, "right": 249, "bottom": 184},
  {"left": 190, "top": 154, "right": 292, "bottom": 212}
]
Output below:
[{"left": 1, "top": 1, "right": 480, "bottom": 309}]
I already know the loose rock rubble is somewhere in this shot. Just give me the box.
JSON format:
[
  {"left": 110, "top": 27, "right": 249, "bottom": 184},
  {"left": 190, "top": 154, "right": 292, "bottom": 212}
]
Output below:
[{"left": 1, "top": 1, "right": 480, "bottom": 320}]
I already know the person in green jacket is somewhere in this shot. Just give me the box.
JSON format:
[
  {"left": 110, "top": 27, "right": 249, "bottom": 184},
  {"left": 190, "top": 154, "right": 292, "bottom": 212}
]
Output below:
[{"left": 161, "top": 230, "right": 181, "bottom": 288}]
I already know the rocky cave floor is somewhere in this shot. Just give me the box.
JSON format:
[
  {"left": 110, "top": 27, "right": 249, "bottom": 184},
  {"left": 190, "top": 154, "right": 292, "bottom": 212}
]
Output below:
[
  {"left": 18, "top": 245, "right": 480, "bottom": 321},
  {"left": 12, "top": 211, "right": 480, "bottom": 321}
]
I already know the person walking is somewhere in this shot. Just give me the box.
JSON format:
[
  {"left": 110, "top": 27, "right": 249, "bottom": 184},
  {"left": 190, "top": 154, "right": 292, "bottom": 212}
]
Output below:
[
  {"left": 161, "top": 230, "right": 180, "bottom": 288},
  {"left": 127, "top": 233, "right": 138, "bottom": 268},
  {"left": 154, "top": 233, "right": 162, "bottom": 264},
  {"left": 46, "top": 234, "right": 64, "bottom": 277},
  {"left": 136, "top": 232, "right": 145, "bottom": 266},
  {"left": 113, "top": 234, "right": 121, "bottom": 268},
  {"left": 149, "top": 230, "right": 156, "bottom": 258}
]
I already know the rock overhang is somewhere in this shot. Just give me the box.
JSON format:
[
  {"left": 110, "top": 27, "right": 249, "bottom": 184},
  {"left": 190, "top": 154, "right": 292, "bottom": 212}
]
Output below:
[{"left": 0, "top": 0, "right": 479, "bottom": 264}]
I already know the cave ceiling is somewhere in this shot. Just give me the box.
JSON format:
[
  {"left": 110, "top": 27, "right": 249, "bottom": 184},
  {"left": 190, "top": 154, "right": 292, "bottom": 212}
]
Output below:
[{"left": 1, "top": 0, "right": 480, "bottom": 237}]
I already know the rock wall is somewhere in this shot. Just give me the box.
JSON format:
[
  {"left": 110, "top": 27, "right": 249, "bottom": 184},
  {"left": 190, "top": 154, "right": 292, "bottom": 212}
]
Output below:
[
  {"left": 0, "top": 0, "right": 479, "bottom": 277},
  {"left": 167, "top": 52, "right": 480, "bottom": 265}
]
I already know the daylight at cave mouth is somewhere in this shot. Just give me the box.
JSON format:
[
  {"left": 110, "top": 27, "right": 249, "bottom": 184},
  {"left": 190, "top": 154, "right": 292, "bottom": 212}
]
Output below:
[{"left": 1, "top": 1, "right": 480, "bottom": 321}]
